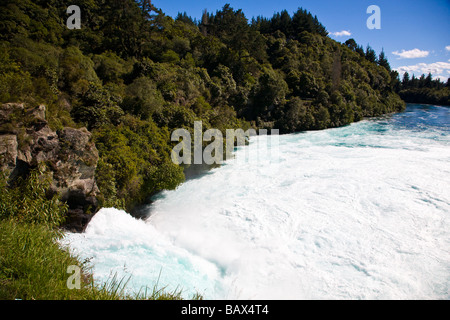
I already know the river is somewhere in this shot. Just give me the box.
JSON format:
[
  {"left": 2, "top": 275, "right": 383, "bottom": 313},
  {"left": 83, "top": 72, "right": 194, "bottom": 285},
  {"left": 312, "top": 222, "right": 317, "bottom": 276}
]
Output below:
[{"left": 62, "top": 104, "right": 450, "bottom": 299}]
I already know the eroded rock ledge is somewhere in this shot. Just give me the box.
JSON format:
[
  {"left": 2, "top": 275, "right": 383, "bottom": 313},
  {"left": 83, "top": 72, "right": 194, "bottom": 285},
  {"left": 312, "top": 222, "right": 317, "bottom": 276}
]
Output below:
[{"left": 0, "top": 103, "right": 99, "bottom": 232}]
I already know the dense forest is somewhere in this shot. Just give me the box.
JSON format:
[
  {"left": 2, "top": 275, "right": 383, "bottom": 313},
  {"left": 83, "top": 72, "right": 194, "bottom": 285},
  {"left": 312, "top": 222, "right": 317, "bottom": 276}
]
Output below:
[
  {"left": 398, "top": 72, "right": 449, "bottom": 106},
  {"left": 0, "top": 0, "right": 408, "bottom": 212}
]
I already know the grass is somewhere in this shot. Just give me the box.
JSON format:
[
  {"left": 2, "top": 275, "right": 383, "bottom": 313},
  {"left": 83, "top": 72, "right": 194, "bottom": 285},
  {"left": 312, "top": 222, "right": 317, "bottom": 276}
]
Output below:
[
  {"left": 0, "top": 218, "right": 110, "bottom": 299},
  {"left": 0, "top": 168, "right": 202, "bottom": 300},
  {"left": 0, "top": 218, "right": 202, "bottom": 300}
]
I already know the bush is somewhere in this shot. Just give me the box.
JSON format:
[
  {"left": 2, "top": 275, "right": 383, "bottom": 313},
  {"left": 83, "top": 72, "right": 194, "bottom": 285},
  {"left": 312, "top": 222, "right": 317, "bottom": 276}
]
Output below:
[
  {"left": 71, "top": 81, "right": 124, "bottom": 130},
  {"left": 122, "top": 77, "right": 164, "bottom": 119},
  {"left": 0, "top": 48, "right": 34, "bottom": 103},
  {"left": 0, "top": 167, "right": 67, "bottom": 229}
]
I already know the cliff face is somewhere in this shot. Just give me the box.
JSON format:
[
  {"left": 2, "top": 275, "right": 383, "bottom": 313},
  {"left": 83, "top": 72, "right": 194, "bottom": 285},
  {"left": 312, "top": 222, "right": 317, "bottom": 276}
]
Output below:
[{"left": 0, "top": 103, "right": 99, "bottom": 231}]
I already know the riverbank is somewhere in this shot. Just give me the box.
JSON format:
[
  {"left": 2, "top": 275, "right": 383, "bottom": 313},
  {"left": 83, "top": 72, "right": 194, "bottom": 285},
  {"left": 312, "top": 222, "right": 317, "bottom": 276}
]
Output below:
[{"left": 63, "top": 104, "right": 450, "bottom": 299}]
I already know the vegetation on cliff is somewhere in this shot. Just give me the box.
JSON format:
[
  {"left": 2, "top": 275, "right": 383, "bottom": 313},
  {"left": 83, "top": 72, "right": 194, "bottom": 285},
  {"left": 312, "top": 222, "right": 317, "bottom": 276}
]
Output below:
[{"left": 0, "top": 0, "right": 407, "bottom": 210}]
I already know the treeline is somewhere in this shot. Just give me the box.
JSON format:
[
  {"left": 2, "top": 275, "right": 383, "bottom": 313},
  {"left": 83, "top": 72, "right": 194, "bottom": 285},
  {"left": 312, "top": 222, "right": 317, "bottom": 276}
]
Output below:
[
  {"left": 398, "top": 72, "right": 450, "bottom": 106},
  {"left": 0, "top": 0, "right": 405, "bottom": 210}
]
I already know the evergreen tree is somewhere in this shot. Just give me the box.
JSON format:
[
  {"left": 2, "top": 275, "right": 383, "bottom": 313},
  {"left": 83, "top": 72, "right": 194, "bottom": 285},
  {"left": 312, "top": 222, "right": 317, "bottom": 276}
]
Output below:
[
  {"left": 355, "top": 45, "right": 365, "bottom": 57},
  {"left": 176, "top": 12, "right": 196, "bottom": 26},
  {"left": 378, "top": 48, "right": 391, "bottom": 71},
  {"left": 365, "top": 45, "right": 377, "bottom": 63},
  {"left": 410, "top": 74, "right": 418, "bottom": 88},
  {"left": 201, "top": 9, "right": 208, "bottom": 36},
  {"left": 424, "top": 72, "right": 433, "bottom": 88},
  {"left": 418, "top": 74, "right": 426, "bottom": 88},
  {"left": 402, "top": 72, "right": 410, "bottom": 88}
]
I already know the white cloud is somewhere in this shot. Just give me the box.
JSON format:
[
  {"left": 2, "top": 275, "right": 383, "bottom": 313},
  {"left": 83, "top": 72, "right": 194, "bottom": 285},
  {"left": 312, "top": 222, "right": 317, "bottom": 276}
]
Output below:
[
  {"left": 446, "top": 45, "right": 450, "bottom": 52},
  {"left": 392, "top": 48, "right": 429, "bottom": 59},
  {"left": 329, "top": 30, "right": 351, "bottom": 37},
  {"left": 394, "top": 61, "right": 450, "bottom": 81}
]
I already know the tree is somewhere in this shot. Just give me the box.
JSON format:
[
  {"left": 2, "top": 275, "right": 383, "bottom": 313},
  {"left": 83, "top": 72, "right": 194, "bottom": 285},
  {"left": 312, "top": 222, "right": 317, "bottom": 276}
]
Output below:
[
  {"left": 402, "top": 72, "right": 410, "bottom": 88},
  {"left": 200, "top": 9, "right": 208, "bottom": 36},
  {"left": 271, "top": 10, "right": 292, "bottom": 36},
  {"left": 378, "top": 48, "right": 390, "bottom": 71},
  {"left": 137, "top": 0, "right": 159, "bottom": 20},
  {"left": 410, "top": 74, "right": 419, "bottom": 88},
  {"left": 424, "top": 72, "right": 432, "bottom": 88},
  {"left": 291, "top": 8, "right": 327, "bottom": 37},
  {"left": 71, "top": 82, "right": 124, "bottom": 129},
  {"left": 345, "top": 38, "right": 357, "bottom": 51},
  {"left": 390, "top": 70, "right": 401, "bottom": 92},
  {"left": 365, "top": 45, "right": 377, "bottom": 63},
  {"left": 122, "top": 77, "right": 164, "bottom": 119},
  {"left": 249, "top": 68, "right": 289, "bottom": 119},
  {"left": 176, "top": 12, "right": 197, "bottom": 26},
  {"left": 418, "top": 74, "right": 426, "bottom": 88},
  {"left": 355, "top": 44, "right": 365, "bottom": 57}
]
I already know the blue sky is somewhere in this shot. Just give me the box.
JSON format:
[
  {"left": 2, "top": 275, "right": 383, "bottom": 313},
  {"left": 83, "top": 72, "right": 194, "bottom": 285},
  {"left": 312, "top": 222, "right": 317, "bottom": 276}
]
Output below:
[{"left": 152, "top": 0, "right": 450, "bottom": 81}]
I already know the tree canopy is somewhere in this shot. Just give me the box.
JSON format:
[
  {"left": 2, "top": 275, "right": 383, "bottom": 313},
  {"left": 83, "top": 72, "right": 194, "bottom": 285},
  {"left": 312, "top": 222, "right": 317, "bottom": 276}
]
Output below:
[{"left": 0, "top": 1, "right": 409, "bottom": 210}]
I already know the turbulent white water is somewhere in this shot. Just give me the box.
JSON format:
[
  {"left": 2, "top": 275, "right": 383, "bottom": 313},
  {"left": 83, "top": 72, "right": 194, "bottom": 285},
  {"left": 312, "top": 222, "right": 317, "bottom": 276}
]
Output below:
[{"left": 62, "top": 104, "right": 450, "bottom": 299}]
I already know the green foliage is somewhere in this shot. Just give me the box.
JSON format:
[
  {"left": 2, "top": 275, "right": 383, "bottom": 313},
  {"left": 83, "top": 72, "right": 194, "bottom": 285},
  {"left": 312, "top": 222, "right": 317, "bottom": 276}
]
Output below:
[
  {"left": 0, "top": 0, "right": 410, "bottom": 211},
  {"left": 0, "top": 218, "right": 91, "bottom": 300},
  {"left": 398, "top": 72, "right": 449, "bottom": 105},
  {"left": 93, "top": 51, "right": 127, "bottom": 84},
  {"left": 275, "top": 97, "right": 314, "bottom": 132},
  {"left": 252, "top": 7, "right": 328, "bottom": 38},
  {"left": 71, "top": 81, "right": 124, "bottom": 130},
  {"left": 93, "top": 116, "right": 185, "bottom": 209},
  {"left": 0, "top": 48, "right": 34, "bottom": 103},
  {"left": 60, "top": 46, "right": 100, "bottom": 92},
  {"left": 94, "top": 158, "right": 126, "bottom": 209},
  {"left": 365, "top": 45, "right": 377, "bottom": 63},
  {"left": 122, "top": 76, "right": 164, "bottom": 119},
  {"left": 0, "top": 167, "right": 68, "bottom": 229},
  {"left": 248, "top": 67, "right": 288, "bottom": 119},
  {"left": 377, "top": 49, "right": 391, "bottom": 71}
]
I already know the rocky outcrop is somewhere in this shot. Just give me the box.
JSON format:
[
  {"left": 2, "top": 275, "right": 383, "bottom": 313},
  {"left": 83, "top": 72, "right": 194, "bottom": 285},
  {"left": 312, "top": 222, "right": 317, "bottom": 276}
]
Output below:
[{"left": 0, "top": 103, "right": 99, "bottom": 231}]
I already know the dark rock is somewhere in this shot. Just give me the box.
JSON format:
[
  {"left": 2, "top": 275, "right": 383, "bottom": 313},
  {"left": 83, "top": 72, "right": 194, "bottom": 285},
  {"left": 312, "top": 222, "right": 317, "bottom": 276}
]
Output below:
[
  {"left": 64, "top": 208, "right": 94, "bottom": 233},
  {"left": 0, "top": 103, "right": 99, "bottom": 232}
]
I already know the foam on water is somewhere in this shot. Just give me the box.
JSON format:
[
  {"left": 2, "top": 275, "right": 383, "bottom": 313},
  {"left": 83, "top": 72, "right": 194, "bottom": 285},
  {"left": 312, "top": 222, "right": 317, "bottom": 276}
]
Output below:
[{"left": 62, "top": 104, "right": 450, "bottom": 299}]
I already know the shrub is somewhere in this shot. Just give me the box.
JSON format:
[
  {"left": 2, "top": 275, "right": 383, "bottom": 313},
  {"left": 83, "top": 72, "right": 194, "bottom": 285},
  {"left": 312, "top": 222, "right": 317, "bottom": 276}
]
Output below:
[{"left": 0, "top": 167, "right": 67, "bottom": 229}]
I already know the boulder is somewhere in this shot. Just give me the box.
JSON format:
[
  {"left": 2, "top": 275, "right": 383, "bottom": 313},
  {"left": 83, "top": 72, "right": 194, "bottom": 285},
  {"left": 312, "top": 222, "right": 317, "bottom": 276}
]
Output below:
[{"left": 0, "top": 103, "right": 99, "bottom": 232}]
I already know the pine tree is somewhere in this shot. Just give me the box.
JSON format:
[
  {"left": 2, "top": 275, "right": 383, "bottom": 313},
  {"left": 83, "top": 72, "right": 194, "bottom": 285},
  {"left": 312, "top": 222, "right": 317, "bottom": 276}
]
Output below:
[
  {"left": 410, "top": 74, "right": 418, "bottom": 88},
  {"left": 424, "top": 72, "right": 432, "bottom": 88},
  {"left": 402, "top": 72, "right": 410, "bottom": 88},
  {"left": 138, "top": 0, "right": 157, "bottom": 19},
  {"left": 378, "top": 48, "right": 391, "bottom": 71},
  {"left": 201, "top": 9, "right": 208, "bottom": 36},
  {"left": 418, "top": 74, "right": 426, "bottom": 88},
  {"left": 365, "top": 45, "right": 377, "bottom": 63}
]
